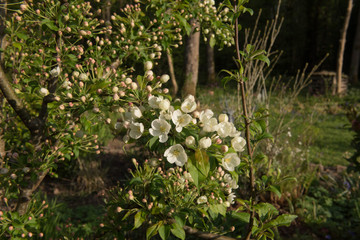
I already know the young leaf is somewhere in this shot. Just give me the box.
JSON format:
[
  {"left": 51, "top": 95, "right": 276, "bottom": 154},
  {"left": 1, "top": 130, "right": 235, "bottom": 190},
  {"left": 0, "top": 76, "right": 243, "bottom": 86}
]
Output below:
[
  {"left": 159, "top": 224, "right": 170, "bottom": 240},
  {"left": 146, "top": 223, "right": 160, "bottom": 240},
  {"left": 171, "top": 223, "right": 186, "bottom": 240},
  {"left": 133, "top": 210, "right": 146, "bottom": 229}
]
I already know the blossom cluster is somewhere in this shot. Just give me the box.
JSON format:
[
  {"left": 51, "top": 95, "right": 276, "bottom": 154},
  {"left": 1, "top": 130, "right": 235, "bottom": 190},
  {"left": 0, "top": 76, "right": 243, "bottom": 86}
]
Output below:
[{"left": 117, "top": 64, "right": 246, "bottom": 174}]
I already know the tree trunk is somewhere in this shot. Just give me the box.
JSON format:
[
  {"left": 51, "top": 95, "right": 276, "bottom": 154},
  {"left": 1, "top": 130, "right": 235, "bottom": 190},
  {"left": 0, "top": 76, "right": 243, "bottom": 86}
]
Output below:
[
  {"left": 335, "top": 0, "right": 353, "bottom": 95},
  {"left": 182, "top": 19, "right": 200, "bottom": 97},
  {"left": 0, "top": 0, "right": 7, "bottom": 62},
  {"left": 167, "top": 49, "right": 178, "bottom": 97},
  {"left": 206, "top": 42, "right": 216, "bottom": 86},
  {"left": 350, "top": 7, "right": 360, "bottom": 85}
]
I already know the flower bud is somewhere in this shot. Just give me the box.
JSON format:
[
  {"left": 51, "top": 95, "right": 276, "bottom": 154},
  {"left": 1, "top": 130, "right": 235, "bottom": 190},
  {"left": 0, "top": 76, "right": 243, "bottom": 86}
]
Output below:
[
  {"left": 160, "top": 74, "right": 170, "bottom": 83},
  {"left": 219, "top": 113, "right": 229, "bottom": 123},
  {"left": 185, "top": 136, "right": 195, "bottom": 147},
  {"left": 144, "top": 61, "right": 153, "bottom": 70}
]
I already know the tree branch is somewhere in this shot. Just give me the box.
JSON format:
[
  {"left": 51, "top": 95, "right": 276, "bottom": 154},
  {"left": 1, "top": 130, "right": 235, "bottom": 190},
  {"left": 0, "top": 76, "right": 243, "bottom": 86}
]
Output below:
[
  {"left": 0, "top": 65, "right": 42, "bottom": 134},
  {"left": 184, "top": 225, "right": 236, "bottom": 240}
]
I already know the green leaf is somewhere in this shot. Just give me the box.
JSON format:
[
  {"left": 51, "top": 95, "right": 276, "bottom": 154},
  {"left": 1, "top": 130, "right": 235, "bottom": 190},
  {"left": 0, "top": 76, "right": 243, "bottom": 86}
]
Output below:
[
  {"left": 173, "top": 213, "right": 186, "bottom": 228},
  {"left": 170, "top": 223, "right": 185, "bottom": 240},
  {"left": 195, "top": 149, "right": 210, "bottom": 178},
  {"left": 12, "top": 42, "right": 22, "bottom": 51},
  {"left": 147, "top": 136, "right": 159, "bottom": 150},
  {"left": 174, "top": 14, "right": 191, "bottom": 35},
  {"left": 262, "top": 214, "right": 297, "bottom": 230},
  {"left": 146, "top": 223, "right": 160, "bottom": 240},
  {"left": 254, "top": 203, "right": 278, "bottom": 219},
  {"left": 256, "top": 132, "right": 274, "bottom": 142},
  {"left": 133, "top": 210, "right": 146, "bottom": 229},
  {"left": 41, "top": 19, "right": 59, "bottom": 31},
  {"left": 254, "top": 54, "right": 270, "bottom": 66},
  {"left": 187, "top": 156, "right": 199, "bottom": 187},
  {"left": 16, "top": 32, "right": 29, "bottom": 40},
  {"left": 129, "top": 177, "right": 142, "bottom": 185},
  {"left": 268, "top": 185, "right": 282, "bottom": 198},
  {"left": 159, "top": 224, "right": 170, "bottom": 240},
  {"left": 231, "top": 212, "right": 250, "bottom": 223}
]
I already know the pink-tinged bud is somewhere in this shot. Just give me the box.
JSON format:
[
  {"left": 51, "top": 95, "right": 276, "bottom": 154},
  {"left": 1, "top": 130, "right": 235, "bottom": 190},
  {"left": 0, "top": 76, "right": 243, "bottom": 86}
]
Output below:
[
  {"left": 8, "top": 226, "right": 13, "bottom": 231},
  {"left": 146, "top": 85, "right": 152, "bottom": 92},
  {"left": 97, "top": 89, "right": 103, "bottom": 94},
  {"left": 59, "top": 104, "right": 65, "bottom": 110},
  {"left": 116, "top": 206, "right": 122, "bottom": 212},
  {"left": 67, "top": 93, "right": 73, "bottom": 98},
  {"left": 230, "top": 226, "right": 235, "bottom": 232},
  {"left": 216, "top": 138, "right": 222, "bottom": 144},
  {"left": 79, "top": 81, "right": 84, "bottom": 88},
  {"left": 113, "top": 93, "right": 120, "bottom": 101},
  {"left": 28, "top": 232, "right": 33, "bottom": 237},
  {"left": 99, "top": 223, "right": 104, "bottom": 227},
  {"left": 39, "top": 233, "right": 44, "bottom": 238},
  {"left": 221, "top": 145, "right": 228, "bottom": 153},
  {"left": 131, "top": 82, "right": 138, "bottom": 90},
  {"left": 80, "top": 96, "right": 86, "bottom": 103}
]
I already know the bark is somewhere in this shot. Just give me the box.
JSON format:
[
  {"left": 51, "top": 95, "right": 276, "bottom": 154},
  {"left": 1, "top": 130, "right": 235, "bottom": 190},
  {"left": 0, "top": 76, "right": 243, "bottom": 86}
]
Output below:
[
  {"left": 0, "top": 0, "right": 7, "bottom": 62},
  {"left": 182, "top": 19, "right": 200, "bottom": 97},
  {"left": 350, "top": 7, "right": 360, "bottom": 85},
  {"left": 206, "top": 42, "right": 216, "bottom": 86},
  {"left": 335, "top": 0, "right": 353, "bottom": 94},
  {"left": 166, "top": 49, "right": 178, "bottom": 97}
]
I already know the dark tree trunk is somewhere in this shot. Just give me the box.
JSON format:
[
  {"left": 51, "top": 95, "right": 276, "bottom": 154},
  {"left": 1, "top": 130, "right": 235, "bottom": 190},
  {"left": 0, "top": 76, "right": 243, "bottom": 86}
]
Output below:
[
  {"left": 182, "top": 19, "right": 200, "bottom": 97},
  {"left": 206, "top": 42, "right": 216, "bottom": 86},
  {"left": 350, "top": 7, "right": 360, "bottom": 85}
]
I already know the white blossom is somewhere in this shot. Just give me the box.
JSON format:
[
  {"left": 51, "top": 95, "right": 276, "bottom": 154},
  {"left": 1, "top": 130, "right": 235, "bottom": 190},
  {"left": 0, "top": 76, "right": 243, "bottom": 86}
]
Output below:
[
  {"left": 231, "top": 136, "right": 246, "bottom": 152},
  {"left": 222, "top": 153, "right": 240, "bottom": 171},
  {"left": 164, "top": 144, "right": 188, "bottom": 166},
  {"left": 39, "top": 88, "right": 49, "bottom": 96},
  {"left": 199, "top": 137, "right": 212, "bottom": 149},
  {"left": 79, "top": 73, "right": 88, "bottom": 81},
  {"left": 172, "top": 109, "right": 192, "bottom": 132},
  {"left": 129, "top": 122, "right": 144, "bottom": 139},
  {"left": 181, "top": 95, "right": 197, "bottom": 113},
  {"left": 159, "top": 99, "right": 170, "bottom": 111},
  {"left": 199, "top": 109, "right": 214, "bottom": 123},
  {"left": 197, "top": 195, "right": 208, "bottom": 204},
  {"left": 203, "top": 118, "right": 218, "bottom": 132},
  {"left": 217, "top": 121, "right": 237, "bottom": 138},
  {"left": 148, "top": 95, "right": 163, "bottom": 109},
  {"left": 49, "top": 66, "right": 60, "bottom": 77},
  {"left": 131, "top": 106, "right": 142, "bottom": 119},
  {"left": 149, "top": 119, "right": 171, "bottom": 143},
  {"left": 227, "top": 192, "right": 236, "bottom": 204}
]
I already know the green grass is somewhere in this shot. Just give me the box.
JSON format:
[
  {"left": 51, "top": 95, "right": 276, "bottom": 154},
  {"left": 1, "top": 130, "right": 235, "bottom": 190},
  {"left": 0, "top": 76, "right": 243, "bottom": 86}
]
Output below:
[
  {"left": 197, "top": 87, "right": 355, "bottom": 167},
  {"left": 307, "top": 114, "right": 353, "bottom": 166}
]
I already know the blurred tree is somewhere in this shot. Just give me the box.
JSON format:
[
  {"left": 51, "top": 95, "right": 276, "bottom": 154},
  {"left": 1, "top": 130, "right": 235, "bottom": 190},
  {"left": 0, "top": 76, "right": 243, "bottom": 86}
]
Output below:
[
  {"left": 182, "top": 19, "right": 200, "bottom": 97},
  {"left": 350, "top": 6, "right": 360, "bottom": 85},
  {"left": 335, "top": 0, "right": 353, "bottom": 94}
]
